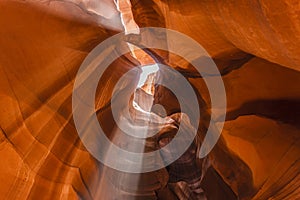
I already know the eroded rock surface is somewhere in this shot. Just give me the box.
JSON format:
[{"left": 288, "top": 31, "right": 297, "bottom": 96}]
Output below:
[{"left": 0, "top": 0, "right": 299, "bottom": 199}]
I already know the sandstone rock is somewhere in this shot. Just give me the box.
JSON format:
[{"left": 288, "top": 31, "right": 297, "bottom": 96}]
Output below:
[{"left": 0, "top": 0, "right": 299, "bottom": 199}]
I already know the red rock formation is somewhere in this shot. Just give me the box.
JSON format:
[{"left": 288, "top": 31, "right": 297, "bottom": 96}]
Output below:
[{"left": 0, "top": 0, "right": 299, "bottom": 199}]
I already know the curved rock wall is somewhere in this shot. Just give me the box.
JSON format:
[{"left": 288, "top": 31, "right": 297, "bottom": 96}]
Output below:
[{"left": 0, "top": 0, "right": 299, "bottom": 199}]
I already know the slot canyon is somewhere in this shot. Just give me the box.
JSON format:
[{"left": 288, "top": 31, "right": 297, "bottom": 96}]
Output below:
[{"left": 0, "top": 0, "right": 299, "bottom": 199}]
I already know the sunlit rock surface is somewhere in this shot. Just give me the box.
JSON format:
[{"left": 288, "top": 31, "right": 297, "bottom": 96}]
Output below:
[{"left": 0, "top": 0, "right": 299, "bottom": 199}]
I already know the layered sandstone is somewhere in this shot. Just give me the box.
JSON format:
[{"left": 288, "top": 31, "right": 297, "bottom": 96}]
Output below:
[{"left": 0, "top": 0, "right": 299, "bottom": 199}]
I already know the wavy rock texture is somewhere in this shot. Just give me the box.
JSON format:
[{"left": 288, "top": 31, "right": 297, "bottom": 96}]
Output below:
[{"left": 0, "top": 0, "right": 299, "bottom": 199}]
